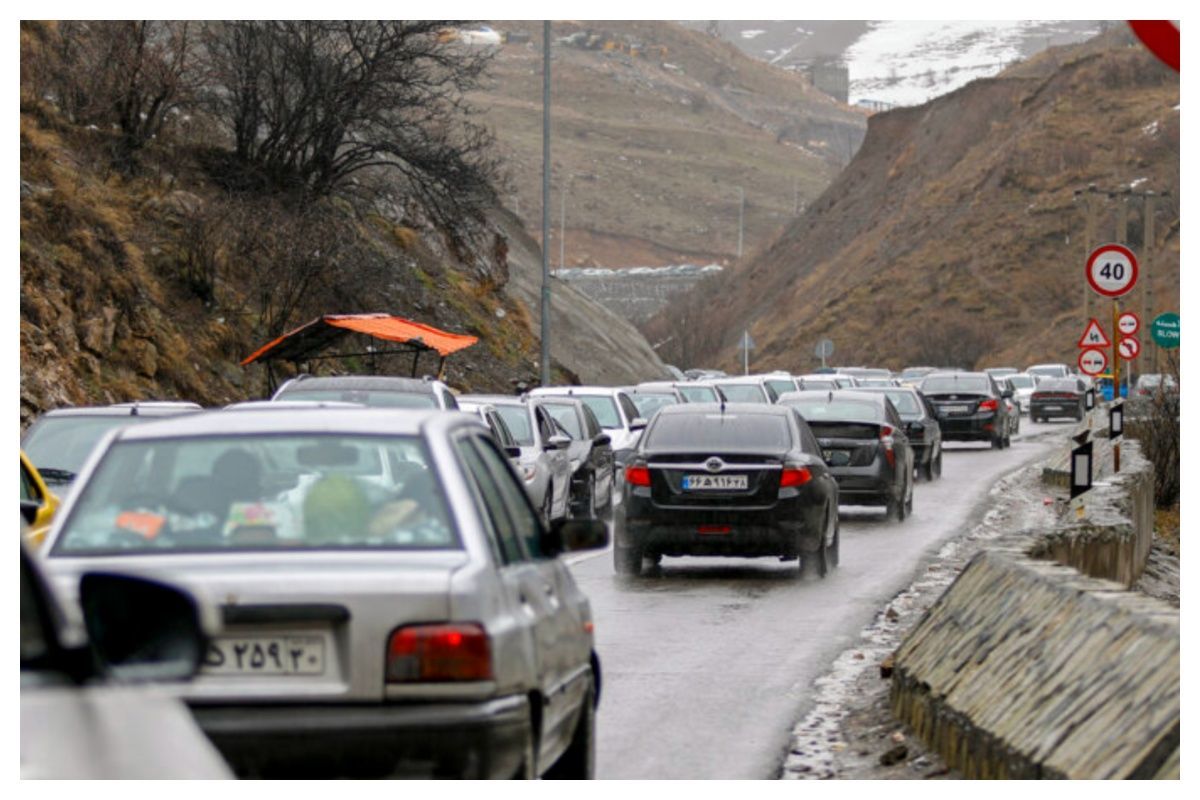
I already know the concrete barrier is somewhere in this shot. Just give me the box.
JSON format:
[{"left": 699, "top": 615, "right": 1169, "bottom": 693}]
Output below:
[{"left": 890, "top": 436, "right": 1177, "bottom": 779}]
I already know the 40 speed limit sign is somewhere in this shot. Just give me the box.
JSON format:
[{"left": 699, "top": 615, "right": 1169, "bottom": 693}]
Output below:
[{"left": 1086, "top": 243, "right": 1139, "bottom": 298}]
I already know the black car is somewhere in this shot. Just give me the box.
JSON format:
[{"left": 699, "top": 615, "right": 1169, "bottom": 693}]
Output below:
[
  {"left": 778, "top": 390, "right": 914, "bottom": 520},
  {"left": 617, "top": 403, "right": 839, "bottom": 578},
  {"left": 1029, "top": 377, "right": 1089, "bottom": 422},
  {"left": 919, "top": 372, "right": 1013, "bottom": 449},
  {"left": 532, "top": 397, "right": 616, "bottom": 521},
  {"left": 21, "top": 402, "right": 203, "bottom": 496},
  {"left": 854, "top": 386, "right": 943, "bottom": 481},
  {"left": 273, "top": 374, "right": 459, "bottom": 410}
]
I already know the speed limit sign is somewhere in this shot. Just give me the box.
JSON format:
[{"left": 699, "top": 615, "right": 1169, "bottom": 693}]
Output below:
[{"left": 1086, "top": 244, "right": 1139, "bottom": 298}]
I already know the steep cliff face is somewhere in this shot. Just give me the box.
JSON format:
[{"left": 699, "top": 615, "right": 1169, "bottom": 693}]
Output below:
[{"left": 670, "top": 29, "right": 1178, "bottom": 372}]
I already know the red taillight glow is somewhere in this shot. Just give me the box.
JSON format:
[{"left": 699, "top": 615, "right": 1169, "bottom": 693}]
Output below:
[
  {"left": 780, "top": 467, "right": 812, "bottom": 487},
  {"left": 625, "top": 465, "right": 651, "bottom": 486},
  {"left": 978, "top": 399, "right": 999, "bottom": 412},
  {"left": 698, "top": 524, "right": 731, "bottom": 534},
  {"left": 879, "top": 425, "right": 895, "bottom": 439},
  {"left": 386, "top": 623, "right": 491, "bottom": 683}
]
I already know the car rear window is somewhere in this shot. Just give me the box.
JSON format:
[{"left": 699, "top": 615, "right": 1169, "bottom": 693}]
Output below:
[
  {"left": 576, "top": 395, "right": 621, "bottom": 428},
  {"left": 1038, "top": 379, "right": 1080, "bottom": 393},
  {"left": 676, "top": 385, "right": 718, "bottom": 403},
  {"left": 51, "top": 434, "right": 458, "bottom": 555},
  {"left": 278, "top": 389, "right": 438, "bottom": 409},
  {"left": 541, "top": 402, "right": 583, "bottom": 438},
  {"left": 1008, "top": 375, "right": 1036, "bottom": 388},
  {"left": 492, "top": 405, "right": 533, "bottom": 446},
  {"left": 715, "top": 384, "right": 768, "bottom": 403},
  {"left": 630, "top": 393, "right": 678, "bottom": 418},
  {"left": 780, "top": 398, "right": 884, "bottom": 424},
  {"left": 23, "top": 416, "right": 139, "bottom": 478},
  {"left": 645, "top": 413, "right": 791, "bottom": 450},
  {"left": 879, "top": 391, "right": 920, "bottom": 415},
  {"left": 921, "top": 376, "right": 991, "bottom": 394}
]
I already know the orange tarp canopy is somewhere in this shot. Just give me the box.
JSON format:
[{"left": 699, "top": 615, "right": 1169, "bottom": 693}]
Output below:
[{"left": 241, "top": 314, "right": 478, "bottom": 366}]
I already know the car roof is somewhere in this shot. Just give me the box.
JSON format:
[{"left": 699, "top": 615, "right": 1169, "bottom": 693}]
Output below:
[
  {"left": 459, "top": 393, "right": 526, "bottom": 406},
  {"left": 778, "top": 389, "right": 890, "bottom": 405},
  {"left": 277, "top": 375, "right": 437, "bottom": 394},
  {"left": 38, "top": 403, "right": 202, "bottom": 418},
  {"left": 530, "top": 386, "right": 623, "bottom": 396},
  {"left": 655, "top": 401, "right": 790, "bottom": 417},
  {"left": 106, "top": 407, "right": 471, "bottom": 441},
  {"left": 225, "top": 400, "right": 365, "bottom": 410}
]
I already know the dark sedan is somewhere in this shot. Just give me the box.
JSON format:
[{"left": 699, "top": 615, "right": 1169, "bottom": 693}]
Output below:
[
  {"left": 1029, "top": 377, "right": 1089, "bottom": 422},
  {"left": 532, "top": 397, "right": 616, "bottom": 520},
  {"left": 617, "top": 404, "right": 839, "bottom": 578},
  {"left": 854, "top": 386, "right": 943, "bottom": 481},
  {"left": 919, "top": 372, "right": 1013, "bottom": 449},
  {"left": 778, "top": 391, "right": 914, "bottom": 520}
]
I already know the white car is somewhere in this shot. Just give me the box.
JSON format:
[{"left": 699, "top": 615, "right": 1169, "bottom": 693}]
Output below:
[
  {"left": 527, "top": 386, "right": 647, "bottom": 457},
  {"left": 1005, "top": 373, "right": 1041, "bottom": 415},
  {"left": 1025, "top": 363, "right": 1072, "bottom": 381}
]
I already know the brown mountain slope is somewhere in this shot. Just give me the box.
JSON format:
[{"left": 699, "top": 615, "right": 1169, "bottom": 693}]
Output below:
[
  {"left": 474, "top": 21, "right": 866, "bottom": 267},
  {"left": 656, "top": 29, "right": 1179, "bottom": 373}
]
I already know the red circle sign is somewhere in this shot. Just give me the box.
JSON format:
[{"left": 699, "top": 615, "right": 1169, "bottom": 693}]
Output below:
[
  {"left": 1078, "top": 348, "right": 1108, "bottom": 376},
  {"left": 1129, "top": 21, "right": 1180, "bottom": 72},
  {"left": 1118, "top": 336, "right": 1141, "bottom": 361},
  {"left": 1118, "top": 311, "right": 1141, "bottom": 336},
  {"left": 1086, "top": 244, "right": 1139, "bottom": 298}
]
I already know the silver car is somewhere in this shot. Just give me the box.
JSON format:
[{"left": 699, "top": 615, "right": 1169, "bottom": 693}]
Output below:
[
  {"left": 460, "top": 394, "right": 573, "bottom": 527},
  {"left": 41, "top": 408, "right": 607, "bottom": 778}
]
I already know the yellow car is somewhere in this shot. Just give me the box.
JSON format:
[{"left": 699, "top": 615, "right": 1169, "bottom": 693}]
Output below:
[{"left": 21, "top": 451, "right": 59, "bottom": 549}]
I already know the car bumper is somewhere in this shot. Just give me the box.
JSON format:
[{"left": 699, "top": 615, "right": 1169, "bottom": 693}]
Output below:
[
  {"left": 828, "top": 465, "right": 896, "bottom": 505},
  {"left": 1029, "top": 402, "right": 1080, "bottom": 419},
  {"left": 190, "top": 694, "right": 531, "bottom": 778},
  {"left": 623, "top": 498, "right": 821, "bottom": 557},
  {"left": 936, "top": 414, "right": 998, "bottom": 440}
]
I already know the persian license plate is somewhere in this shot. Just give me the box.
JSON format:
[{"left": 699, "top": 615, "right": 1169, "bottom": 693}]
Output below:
[
  {"left": 682, "top": 474, "right": 748, "bottom": 491},
  {"left": 945, "top": 404, "right": 971, "bottom": 415},
  {"left": 202, "top": 635, "right": 326, "bottom": 676}
]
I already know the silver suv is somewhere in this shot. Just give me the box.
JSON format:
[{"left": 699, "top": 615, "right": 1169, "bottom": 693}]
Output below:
[{"left": 41, "top": 408, "right": 607, "bottom": 778}]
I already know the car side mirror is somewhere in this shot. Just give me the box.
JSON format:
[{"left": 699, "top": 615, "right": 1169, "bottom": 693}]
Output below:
[
  {"left": 504, "top": 445, "right": 522, "bottom": 459},
  {"left": 542, "top": 518, "right": 609, "bottom": 558},
  {"left": 547, "top": 434, "right": 571, "bottom": 450},
  {"left": 1002, "top": 389, "right": 1014, "bottom": 399},
  {"left": 21, "top": 499, "right": 40, "bottom": 526},
  {"left": 593, "top": 433, "right": 611, "bottom": 447},
  {"left": 78, "top": 572, "right": 209, "bottom": 683},
  {"left": 629, "top": 417, "right": 648, "bottom": 431}
]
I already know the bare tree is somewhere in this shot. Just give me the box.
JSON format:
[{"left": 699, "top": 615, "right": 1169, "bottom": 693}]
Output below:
[
  {"left": 200, "top": 21, "right": 500, "bottom": 224},
  {"left": 907, "top": 316, "right": 997, "bottom": 369}
]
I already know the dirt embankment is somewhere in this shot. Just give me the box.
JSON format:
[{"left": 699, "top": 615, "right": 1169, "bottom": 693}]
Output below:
[{"left": 660, "top": 28, "right": 1178, "bottom": 373}]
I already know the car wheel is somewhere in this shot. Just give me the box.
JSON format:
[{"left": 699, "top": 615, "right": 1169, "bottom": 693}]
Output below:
[
  {"left": 933, "top": 450, "right": 943, "bottom": 479},
  {"left": 543, "top": 674, "right": 596, "bottom": 779},
  {"left": 991, "top": 435, "right": 1003, "bottom": 449},
  {"left": 828, "top": 515, "right": 840, "bottom": 569},
  {"left": 904, "top": 479, "right": 914, "bottom": 516},
  {"left": 614, "top": 542, "right": 643, "bottom": 576},
  {"left": 886, "top": 493, "right": 901, "bottom": 522}
]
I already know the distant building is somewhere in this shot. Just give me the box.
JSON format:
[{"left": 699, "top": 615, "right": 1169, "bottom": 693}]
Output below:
[{"left": 804, "top": 58, "right": 850, "bottom": 104}]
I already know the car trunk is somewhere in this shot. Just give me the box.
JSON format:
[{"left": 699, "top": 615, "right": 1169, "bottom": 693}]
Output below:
[
  {"left": 924, "top": 392, "right": 992, "bottom": 418},
  {"left": 644, "top": 452, "right": 786, "bottom": 508},
  {"left": 806, "top": 422, "right": 885, "bottom": 467}
]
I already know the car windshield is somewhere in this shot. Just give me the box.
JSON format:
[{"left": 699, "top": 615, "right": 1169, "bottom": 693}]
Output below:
[
  {"left": 630, "top": 393, "right": 678, "bottom": 418},
  {"left": 780, "top": 398, "right": 883, "bottom": 424},
  {"left": 51, "top": 434, "right": 457, "bottom": 555},
  {"left": 646, "top": 413, "right": 791, "bottom": 450},
  {"left": 22, "top": 416, "right": 139, "bottom": 480},
  {"left": 576, "top": 395, "right": 621, "bottom": 428},
  {"left": 922, "top": 376, "right": 991, "bottom": 394},
  {"left": 764, "top": 379, "right": 796, "bottom": 396},
  {"left": 715, "top": 384, "right": 767, "bottom": 403},
  {"left": 542, "top": 403, "right": 583, "bottom": 438},
  {"left": 493, "top": 405, "right": 534, "bottom": 446},
  {"left": 879, "top": 391, "right": 920, "bottom": 415},
  {"left": 278, "top": 389, "right": 437, "bottom": 409},
  {"left": 1008, "top": 375, "right": 1036, "bottom": 389},
  {"left": 676, "top": 385, "right": 718, "bottom": 403}
]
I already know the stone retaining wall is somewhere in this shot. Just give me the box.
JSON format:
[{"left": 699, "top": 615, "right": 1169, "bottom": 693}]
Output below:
[{"left": 890, "top": 435, "right": 1178, "bottom": 779}]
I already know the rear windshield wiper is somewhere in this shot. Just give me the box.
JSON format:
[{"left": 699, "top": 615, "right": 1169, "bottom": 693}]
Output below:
[{"left": 36, "top": 467, "right": 77, "bottom": 483}]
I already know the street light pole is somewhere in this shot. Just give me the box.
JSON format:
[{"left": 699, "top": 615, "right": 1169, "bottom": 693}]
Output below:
[
  {"left": 737, "top": 186, "right": 744, "bottom": 260},
  {"left": 540, "top": 21, "right": 551, "bottom": 387},
  {"left": 559, "top": 174, "right": 571, "bottom": 270}
]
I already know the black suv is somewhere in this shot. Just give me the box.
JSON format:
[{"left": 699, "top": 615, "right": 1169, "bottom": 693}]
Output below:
[{"left": 919, "top": 372, "right": 1013, "bottom": 449}]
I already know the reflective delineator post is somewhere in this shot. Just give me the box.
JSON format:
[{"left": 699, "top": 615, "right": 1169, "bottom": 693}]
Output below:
[
  {"left": 1109, "top": 401, "right": 1124, "bottom": 472},
  {"left": 1070, "top": 440, "right": 1094, "bottom": 500}
]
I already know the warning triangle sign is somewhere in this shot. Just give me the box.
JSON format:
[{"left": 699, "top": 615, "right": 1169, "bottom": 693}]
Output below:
[{"left": 1077, "top": 319, "right": 1111, "bottom": 348}]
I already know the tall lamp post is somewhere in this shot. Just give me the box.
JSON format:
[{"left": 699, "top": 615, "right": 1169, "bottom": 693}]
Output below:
[{"left": 540, "top": 21, "right": 552, "bottom": 387}]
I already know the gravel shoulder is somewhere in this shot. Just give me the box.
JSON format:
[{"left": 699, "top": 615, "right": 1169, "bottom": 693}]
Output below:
[{"left": 780, "top": 435, "right": 1180, "bottom": 780}]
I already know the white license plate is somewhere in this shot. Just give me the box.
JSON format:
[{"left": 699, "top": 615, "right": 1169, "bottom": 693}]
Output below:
[
  {"left": 945, "top": 404, "right": 971, "bottom": 415},
  {"left": 202, "top": 635, "right": 326, "bottom": 675},
  {"left": 683, "top": 474, "right": 748, "bottom": 491}
]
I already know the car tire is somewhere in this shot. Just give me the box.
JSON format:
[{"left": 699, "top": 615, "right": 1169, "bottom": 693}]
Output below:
[
  {"left": 904, "top": 479, "right": 914, "bottom": 517},
  {"left": 543, "top": 675, "right": 596, "bottom": 779},
  {"left": 933, "top": 450, "right": 943, "bottom": 479},
  {"left": 828, "top": 515, "right": 840, "bottom": 569},
  {"left": 886, "top": 494, "right": 901, "bottom": 522},
  {"left": 614, "top": 542, "right": 643, "bottom": 576},
  {"left": 991, "top": 435, "right": 1003, "bottom": 450}
]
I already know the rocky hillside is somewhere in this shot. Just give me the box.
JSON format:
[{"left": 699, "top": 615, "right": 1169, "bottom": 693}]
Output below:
[
  {"left": 19, "top": 23, "right": 668, "bottom": 427},
  {"left": 654, "top": 28, "right": 1179, "bottom": 373},
  {"left": 473, "top": 21, "right": 866, "bottom": 268}
]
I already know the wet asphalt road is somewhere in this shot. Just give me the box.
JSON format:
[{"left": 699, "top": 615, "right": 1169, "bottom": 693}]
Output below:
[{"left": 565, "top": 419, "right": 1071, "bottom": 779}]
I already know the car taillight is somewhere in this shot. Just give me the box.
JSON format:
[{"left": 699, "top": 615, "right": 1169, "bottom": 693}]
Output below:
[
  {"left": 780, "top": 467, "right": 812, "bottom": 487},
  {"left": 978, "top": 399, "right": 998, "bottom": 412},
  {"left": 386, "top": 623, "right": 491, "bottom": 683},
  {"left": 625, "top": 465, "right": 651, "bottom": 486},
  {"left": 879, "top": 426, "right": 896, "bottom": 468}
]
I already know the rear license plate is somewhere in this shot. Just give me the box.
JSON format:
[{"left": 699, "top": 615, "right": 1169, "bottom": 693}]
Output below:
[
  {"left": 682, "top": 474, "right": 748, "bottom": 491},
  {"left": 202, "top": 635, "right": 326, "bottom": 676},
  {"left": 944, "top": 404, "right": 971, "bottom": 415}
]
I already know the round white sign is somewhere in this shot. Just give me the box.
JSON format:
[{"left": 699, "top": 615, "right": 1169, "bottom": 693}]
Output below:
[
  {"left": 1117, "top": 312, "right": 1140, "bottom": 336},
  {"left": 1085, "top": 244, "right": 1139, "bottom": 298},
  {"left": 1078, "top": 347, "right": 1108, "bottom": 376},
  {"left": 1118, "top": 336, "right": 1141, "bottom": 360}
]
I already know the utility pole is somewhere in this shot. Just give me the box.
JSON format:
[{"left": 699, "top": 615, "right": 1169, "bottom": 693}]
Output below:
[
  {"left": 1115, "top": 191, "right": 1129, "bottom": 388},
  {"left": 539, "top": 21, "right": 551, "bottom": 387},
  {"left": 1081, "top": 186, "right": 1098, "bottom": 324},
  {"left": 559, "top": 174, "right": 571, "bottom": 270},
  {"left": 1143, "top": 192, "right": 1156, "bottom": 373},
  {"left": 737, "top": 186, "right": 744, "bottom": 260}
]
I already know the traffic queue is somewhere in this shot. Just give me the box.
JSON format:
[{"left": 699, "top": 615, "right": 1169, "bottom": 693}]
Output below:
[{"left": 21, "top": 363, "right": 1063, "bottom": 778}]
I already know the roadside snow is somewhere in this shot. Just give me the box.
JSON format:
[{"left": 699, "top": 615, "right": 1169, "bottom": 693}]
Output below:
[{"left": 741, "top": 29, "right": 766, "bottom": 40}]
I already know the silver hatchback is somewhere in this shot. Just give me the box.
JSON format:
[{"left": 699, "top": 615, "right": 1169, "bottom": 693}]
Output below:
[{"left": 41, "top": 408, "right": 607, "bottom": 778}]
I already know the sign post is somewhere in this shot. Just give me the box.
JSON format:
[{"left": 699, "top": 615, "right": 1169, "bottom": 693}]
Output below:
[
  {"left": 741, "top": 330, "right": 755, "bottom": 376},
  {"left": 814, "top": 338, "right": 834, "bottom": 370}
]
